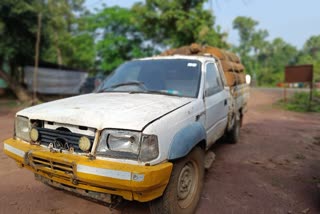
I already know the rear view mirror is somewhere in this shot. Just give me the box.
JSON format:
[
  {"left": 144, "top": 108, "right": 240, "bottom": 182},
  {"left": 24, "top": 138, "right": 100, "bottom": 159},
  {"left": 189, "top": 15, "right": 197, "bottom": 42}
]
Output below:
[{"left": 246, "top": 74, "right": 251, "bottom": 85}]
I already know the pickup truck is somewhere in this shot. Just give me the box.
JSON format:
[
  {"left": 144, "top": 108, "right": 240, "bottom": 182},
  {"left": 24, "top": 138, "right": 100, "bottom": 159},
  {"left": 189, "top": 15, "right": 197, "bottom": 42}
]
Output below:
[{"left": 3, "top": 54, "right": 249, "bottom": 214}]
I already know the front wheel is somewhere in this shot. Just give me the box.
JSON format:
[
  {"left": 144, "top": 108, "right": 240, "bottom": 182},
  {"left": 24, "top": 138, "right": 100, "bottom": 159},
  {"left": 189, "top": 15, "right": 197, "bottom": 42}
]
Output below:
[{"left": 149, "top": 147, "right": 205, "bottom": 214}]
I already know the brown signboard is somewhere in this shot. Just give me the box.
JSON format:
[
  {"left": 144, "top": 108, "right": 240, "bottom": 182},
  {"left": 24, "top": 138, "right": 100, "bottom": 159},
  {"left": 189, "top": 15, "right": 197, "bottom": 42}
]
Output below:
[{"left": 285, "top": 64, "right": 313, "bottom": 83}]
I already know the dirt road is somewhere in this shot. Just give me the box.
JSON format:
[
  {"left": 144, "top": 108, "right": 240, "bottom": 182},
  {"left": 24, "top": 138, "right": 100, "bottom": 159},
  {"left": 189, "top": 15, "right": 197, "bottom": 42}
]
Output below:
[{"left": 1, "top": 89, "right": 320, "bottom": 214}]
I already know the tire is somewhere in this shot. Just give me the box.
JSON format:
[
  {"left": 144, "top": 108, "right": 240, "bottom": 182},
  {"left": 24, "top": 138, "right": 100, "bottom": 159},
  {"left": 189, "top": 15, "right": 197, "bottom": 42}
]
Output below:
[
  {"left": 149, "top": 147, "right": 205, "bottom": 214},
  {"left": 240, "top": 114, "right": 244, "bottom": 127},
  {"left": 227, "top": 113, "right": 241, "bottom": 144}
]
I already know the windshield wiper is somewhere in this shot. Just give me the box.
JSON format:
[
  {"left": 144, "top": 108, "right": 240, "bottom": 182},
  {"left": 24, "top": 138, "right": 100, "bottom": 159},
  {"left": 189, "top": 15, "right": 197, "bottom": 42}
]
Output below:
[
  {"left": 99, "top": 81, "right": 145, "bottom": 92},
  {"left": 130, "top": 90, "right": 180, "bottom": 97}
]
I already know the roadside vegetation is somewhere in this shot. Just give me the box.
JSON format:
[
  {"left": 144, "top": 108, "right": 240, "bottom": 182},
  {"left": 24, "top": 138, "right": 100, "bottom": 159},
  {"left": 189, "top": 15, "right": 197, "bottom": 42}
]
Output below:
[
  {"left": 0, "top": 98, "right": 30, "bottom": 112},
  {"left": 278, "top": 90, "right": 320, "bottom": 112}
]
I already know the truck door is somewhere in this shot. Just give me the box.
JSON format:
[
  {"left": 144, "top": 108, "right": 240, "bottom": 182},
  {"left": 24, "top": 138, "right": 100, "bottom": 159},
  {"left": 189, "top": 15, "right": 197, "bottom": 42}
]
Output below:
[{"left": 204, "top": 62, "right": 229, "bottom": 147}]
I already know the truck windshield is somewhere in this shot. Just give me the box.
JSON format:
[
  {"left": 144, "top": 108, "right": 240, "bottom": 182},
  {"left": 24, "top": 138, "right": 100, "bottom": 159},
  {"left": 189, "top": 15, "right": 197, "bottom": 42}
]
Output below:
[{"left": 97, "top": 59, "right": 201, "bottom": 98}]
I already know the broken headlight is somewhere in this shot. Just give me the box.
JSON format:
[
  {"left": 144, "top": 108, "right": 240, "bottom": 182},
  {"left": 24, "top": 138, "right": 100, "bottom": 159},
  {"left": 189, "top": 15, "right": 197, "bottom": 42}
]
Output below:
[
  {"left": 97, "top": 130, "right": 141, "bottom": 155},
  {"left": 96, "top": 130, "right": 159, "bottom": 161},
  {"left": 15, "top": 116, "right": 31, "bottom": 142}
]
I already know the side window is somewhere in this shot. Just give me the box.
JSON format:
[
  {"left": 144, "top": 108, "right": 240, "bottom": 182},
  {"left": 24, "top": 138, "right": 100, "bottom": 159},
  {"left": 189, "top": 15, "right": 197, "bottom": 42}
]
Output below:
[
  {"left": 205, "top": 63, "right": 223, "bottom": 97},
  {"left": 216, "top": 62, "right": 225, "bottom": 87}
]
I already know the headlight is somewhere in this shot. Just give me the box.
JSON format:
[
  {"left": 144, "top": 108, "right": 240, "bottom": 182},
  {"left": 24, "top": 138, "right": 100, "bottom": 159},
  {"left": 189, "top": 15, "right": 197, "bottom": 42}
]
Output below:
[
  {"left": 79, "top": 136, "right": 91, "bottom": 152},
  {"left": 15, "top": 116, "right": 30, "bottom": 142},
  {"left": 30, "top": 128, "right": 39, "bottom": 142},
  {"left": 97, "top": 130, "right": 141, "bottom": 155},
  {"left": 97, "top": 130, "right": 159, "bottom": 162},
  {"left": 139, "top": 135, "right": 159, "bottom": 162}
]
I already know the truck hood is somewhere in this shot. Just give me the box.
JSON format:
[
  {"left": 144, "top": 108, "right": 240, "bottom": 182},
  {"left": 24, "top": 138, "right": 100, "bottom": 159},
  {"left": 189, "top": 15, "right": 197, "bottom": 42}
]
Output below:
[{"left": 17, "top": 93, "right": 193, "bottom": 131}]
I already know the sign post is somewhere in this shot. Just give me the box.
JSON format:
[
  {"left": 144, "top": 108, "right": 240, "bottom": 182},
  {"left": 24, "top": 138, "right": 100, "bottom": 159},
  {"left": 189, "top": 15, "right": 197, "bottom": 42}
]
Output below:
[
  {"left": 310, "top": 80, "right": 313, "bottom": 110},
  {"left": 284, "top": 64, "right": 313, "bottom": 110}
]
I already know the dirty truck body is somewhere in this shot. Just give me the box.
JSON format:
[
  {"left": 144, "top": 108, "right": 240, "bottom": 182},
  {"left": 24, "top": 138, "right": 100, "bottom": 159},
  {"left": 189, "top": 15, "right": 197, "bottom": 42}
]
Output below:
[{"left": 4, "top": 55, "right": 249, "bottom": 213}]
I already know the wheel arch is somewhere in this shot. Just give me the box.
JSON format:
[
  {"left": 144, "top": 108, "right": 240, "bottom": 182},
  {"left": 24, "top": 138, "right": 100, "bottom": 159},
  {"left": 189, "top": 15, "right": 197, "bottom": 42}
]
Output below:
[{"left": 167, "top": 122, "right": 207, "bottom": 161}]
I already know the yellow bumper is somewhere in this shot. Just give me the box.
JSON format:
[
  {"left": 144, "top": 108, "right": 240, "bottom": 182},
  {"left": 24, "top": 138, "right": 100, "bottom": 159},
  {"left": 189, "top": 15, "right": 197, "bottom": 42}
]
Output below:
[{"left": 3, "top": 138, "right": 173, "bottom": 202}]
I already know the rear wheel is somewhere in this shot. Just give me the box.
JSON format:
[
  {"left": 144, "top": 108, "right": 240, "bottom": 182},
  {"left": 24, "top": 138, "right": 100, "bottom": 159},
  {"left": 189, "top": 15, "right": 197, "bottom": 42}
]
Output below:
[
  {"left": 240, "top": 113, "right": 244, "bottom": 127},
  {"left": 149, "top": 147, "right": 204, "bottom": 214},
  {"left": 227, "top": 112, "right": 240, "bottom": 144}
]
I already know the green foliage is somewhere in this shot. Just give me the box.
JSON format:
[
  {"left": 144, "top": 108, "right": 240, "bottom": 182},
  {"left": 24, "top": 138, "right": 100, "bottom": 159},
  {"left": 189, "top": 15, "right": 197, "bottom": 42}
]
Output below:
[
  {"left": 67, "top": 33, "right": 95, "bottom": 69},
  {"left": 0, "top": 0, "right": 41, "bottom": 66},
  {"left": 132, "top": 0, "right": 228, "bottom": 48},
  {"left": 297, "top": 35, "right": 320, "bottom": 82},
  {"left": 89, "top": 6, "right": 155, "bottom": 73},
  {"left": 232, "top": 16, "right": 298, "bottom": 86},
  {"left": 278, "top": 90, "right": 320, "bottom": 112},
  {"left": 41, "top": 0, "right": 95, "bottom": 69},
  {"left": 257, "top": 38, "right": 298, "bottom": 85},
  {"left": 0, "top": 0, "right": 94, "bottom": 71},
  {"left": 232, "top": 16, "right": 259, "bottom": 56},
  {"left": 232, "top": 16, "right": 267, "bottom": 83}
]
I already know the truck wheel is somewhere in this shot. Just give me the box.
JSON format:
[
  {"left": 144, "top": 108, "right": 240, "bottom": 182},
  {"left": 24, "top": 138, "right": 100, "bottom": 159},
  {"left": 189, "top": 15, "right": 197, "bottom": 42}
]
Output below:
[
  {"left": 149, "top": 147, "right": 204, "bottom": 214},
  {"left": 227, "top": 113, "right": 240, "bottom": 144}
]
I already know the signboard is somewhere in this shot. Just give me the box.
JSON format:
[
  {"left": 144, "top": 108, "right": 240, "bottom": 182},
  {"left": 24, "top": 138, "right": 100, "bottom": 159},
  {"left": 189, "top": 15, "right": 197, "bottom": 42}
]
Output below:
[
  {"left": 283, "top": 64, "right": 314, "bottom": 110},
  {"left": 285, "top": 64, "right": 313, "bottom": 83}
]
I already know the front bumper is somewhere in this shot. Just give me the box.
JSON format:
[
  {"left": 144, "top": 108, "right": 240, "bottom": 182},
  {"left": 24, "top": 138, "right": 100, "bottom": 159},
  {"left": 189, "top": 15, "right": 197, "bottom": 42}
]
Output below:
[{"left": 3, "top": 138, "right": 173, "bottom": 202}]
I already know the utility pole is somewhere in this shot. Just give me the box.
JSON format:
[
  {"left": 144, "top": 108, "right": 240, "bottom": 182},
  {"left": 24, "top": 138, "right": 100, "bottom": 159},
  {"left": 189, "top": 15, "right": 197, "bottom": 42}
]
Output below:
[{"left": 33, "top": 12, "right": 42, "bottom": 104}]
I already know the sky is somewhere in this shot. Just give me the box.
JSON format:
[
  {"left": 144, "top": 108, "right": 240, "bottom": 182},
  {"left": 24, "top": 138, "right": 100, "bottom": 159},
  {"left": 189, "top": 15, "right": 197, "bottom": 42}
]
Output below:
[{"left": 85, "top": 0, "right": 320, "bottom": 49}]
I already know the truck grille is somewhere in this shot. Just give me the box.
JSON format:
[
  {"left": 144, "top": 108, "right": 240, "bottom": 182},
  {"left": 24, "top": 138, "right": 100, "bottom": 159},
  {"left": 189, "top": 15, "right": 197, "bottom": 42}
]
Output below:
[
  {"left": 37, "top": 127, "right": 94, "bottom": 153},
  {"left": 30, "top": 155, "right": 74, "bottom": 177}
]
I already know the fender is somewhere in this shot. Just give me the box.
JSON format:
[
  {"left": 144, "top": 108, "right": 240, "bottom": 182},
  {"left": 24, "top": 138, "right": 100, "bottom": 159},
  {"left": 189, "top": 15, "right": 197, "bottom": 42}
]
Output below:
[{"left": 168, "top": 122, "right": 207, "bottom": 160}]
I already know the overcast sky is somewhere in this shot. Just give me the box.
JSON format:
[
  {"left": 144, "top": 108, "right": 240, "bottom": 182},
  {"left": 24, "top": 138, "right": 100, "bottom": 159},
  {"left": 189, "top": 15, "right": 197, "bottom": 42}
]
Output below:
[{"left": 85, "top": 0, "right": 320, "bottom": 49}]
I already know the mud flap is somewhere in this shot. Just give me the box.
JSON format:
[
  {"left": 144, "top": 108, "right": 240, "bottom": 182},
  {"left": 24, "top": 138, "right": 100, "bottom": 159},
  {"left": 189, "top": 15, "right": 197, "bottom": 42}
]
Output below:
[{"left": 204, "top": 151, "right": 216, "bottom": 169}]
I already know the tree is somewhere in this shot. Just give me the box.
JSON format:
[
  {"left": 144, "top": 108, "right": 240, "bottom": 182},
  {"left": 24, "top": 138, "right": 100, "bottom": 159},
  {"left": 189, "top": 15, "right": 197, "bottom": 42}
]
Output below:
[
  {"left": 132, "top": 0, "right": 227, "bottom": 48},
  {"left": 89, "top": 6, "right": 154, "bottom": 73},
  {"left": 233, "top": 16, "right": 259, "bottom": 57},
  {"left": 258, "top": 38, "right": 298, "bottom": 85},
  {"left": 42, "top": 0, "right": 95, "bottom": 69},
  {"left": 232, "top": 16, "right": 299, "bottom": 86},
  {"left": 0, "top": 0, "right": 46, "bottom": 101},
  {"left": 232, "top": 16, "right": 268, "bottom": 82},
  {"left": 0, "top": 0, "right": 93, "bottom": 101},
  {"left": 298, "top": 35, "right": 320, "bottom": 82}
]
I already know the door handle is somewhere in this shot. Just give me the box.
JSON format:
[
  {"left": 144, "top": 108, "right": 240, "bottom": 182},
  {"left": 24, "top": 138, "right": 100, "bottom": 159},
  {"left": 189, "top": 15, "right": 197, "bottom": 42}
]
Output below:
[{"left": 195, "top": 111, "right": 205, "bottom": 121}]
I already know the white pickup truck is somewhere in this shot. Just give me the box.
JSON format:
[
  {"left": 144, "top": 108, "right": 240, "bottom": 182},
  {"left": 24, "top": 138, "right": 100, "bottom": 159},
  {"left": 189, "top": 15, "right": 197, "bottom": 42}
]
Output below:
[{"left": 4, "top": 55, "right": 249, "bottom": 214}]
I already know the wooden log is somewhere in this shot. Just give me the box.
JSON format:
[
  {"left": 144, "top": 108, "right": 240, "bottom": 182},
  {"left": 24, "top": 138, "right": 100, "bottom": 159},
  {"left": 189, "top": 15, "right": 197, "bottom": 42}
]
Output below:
[
  {"left": 224, "top": 71, "right": 237, "bottom": 87},
  {"left": 238, "top": 72, "right": 246, "bottom": 84},
  {"left": 226, "top": 51, "right": 240, "bottom": 63},
  {"left": 220, "top": 60, "right": 244, "bottom": 73},
  {"left": 161, "top": 44, "right": 241, "bottom": 65},
  {"left": 190, "top": 43, "right": 202, "bottom": 54},
  {"left": 203, "top": 46, "right": 227, "bottom": 60}
]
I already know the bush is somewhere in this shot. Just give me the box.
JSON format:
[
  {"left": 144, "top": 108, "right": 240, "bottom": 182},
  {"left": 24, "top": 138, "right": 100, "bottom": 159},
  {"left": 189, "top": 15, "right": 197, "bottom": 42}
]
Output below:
[{"left": 279, "top": 90, "right": 320, "bottom": 112}]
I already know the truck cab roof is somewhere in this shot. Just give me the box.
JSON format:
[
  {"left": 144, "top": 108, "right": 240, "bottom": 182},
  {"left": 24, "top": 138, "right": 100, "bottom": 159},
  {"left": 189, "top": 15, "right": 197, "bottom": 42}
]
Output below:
[{"left": 136, "top": 54, "right": 219, "bottom": 64}]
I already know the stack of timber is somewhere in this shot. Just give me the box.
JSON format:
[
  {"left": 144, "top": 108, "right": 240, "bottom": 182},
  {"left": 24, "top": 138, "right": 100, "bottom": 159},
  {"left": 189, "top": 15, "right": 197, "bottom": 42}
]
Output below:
[{"left": 160, "top": 43, "right": 246, "bottom": 87}]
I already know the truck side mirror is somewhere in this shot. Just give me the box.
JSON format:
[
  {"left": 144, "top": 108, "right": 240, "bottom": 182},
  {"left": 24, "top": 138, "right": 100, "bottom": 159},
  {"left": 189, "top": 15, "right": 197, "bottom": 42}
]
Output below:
[{"left": 246, "top": 74, "right": 251, "bottom": 85}]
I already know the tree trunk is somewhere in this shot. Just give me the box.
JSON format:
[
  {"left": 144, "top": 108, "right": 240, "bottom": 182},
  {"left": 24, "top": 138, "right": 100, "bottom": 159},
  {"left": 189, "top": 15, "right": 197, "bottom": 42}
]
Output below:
[
  {"left": 54, "top": 31, "right": 63, "bottom": 65},
  {"left": 0, "top": 69, "right": 32, "bottom": 102},
  {"left": 33, "top": 12, "right": 42, "bottom": 103}
]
